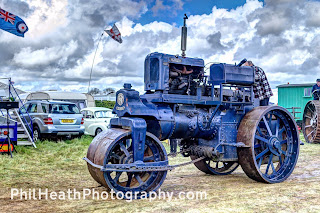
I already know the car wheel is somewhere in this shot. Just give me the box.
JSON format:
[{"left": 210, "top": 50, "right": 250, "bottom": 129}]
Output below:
[
  {"left": 95, "top": 128, "right": 103, "bottom": 136},
  {"left": 33, "top": 126, "right": 41, "bottom": 142}
]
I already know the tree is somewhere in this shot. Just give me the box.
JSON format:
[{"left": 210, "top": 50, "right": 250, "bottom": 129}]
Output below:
[
  {"left": 88, "top": 88, "right": 100, "bottom": 95},
  {"left": 103, "top": 88, "right": 115, "bottom": 96}
]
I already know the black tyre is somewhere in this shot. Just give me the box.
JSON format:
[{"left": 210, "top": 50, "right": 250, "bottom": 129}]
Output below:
[
  {"left": 95, "top": 128, "right": 103, "bottom": 136},
  {"left": 33, "top": 126, "right": 41, "bottom": 142}
]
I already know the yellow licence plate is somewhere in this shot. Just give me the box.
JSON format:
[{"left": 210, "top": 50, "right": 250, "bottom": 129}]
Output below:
[{"left": 61, "top": 119, "right": 74, "bottom": 123}]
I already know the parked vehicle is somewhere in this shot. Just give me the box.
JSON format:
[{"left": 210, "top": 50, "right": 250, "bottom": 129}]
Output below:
[
  {"left": 80, "top": 107, "right": 114, "bottom": 136},
  {"left": 20, "top": 100, "right": 85, "bottom": 141}
]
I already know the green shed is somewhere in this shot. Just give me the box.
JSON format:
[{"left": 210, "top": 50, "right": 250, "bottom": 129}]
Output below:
[{"left": 277, "top": 83, "right": 314, "bottom": 122}]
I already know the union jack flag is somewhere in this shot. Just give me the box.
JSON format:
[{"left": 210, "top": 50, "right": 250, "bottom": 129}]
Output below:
[{"left": 0, "top": 8, "right": 16, "bottom": 25}]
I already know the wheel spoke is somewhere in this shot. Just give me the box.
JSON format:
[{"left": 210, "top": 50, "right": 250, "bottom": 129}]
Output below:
[
  {"left": 265, "top": 153, "right": 274, "bottom": 175},
  {"left": 254, "top": 143, "right": 262, "bottom": 148},
  {"left": 255, "top": 134, "right": 269, "bottom": 143},
  {"left": 279, "top": 156, "right": 283, "bottom": 165},
  {"left": 126, "top": 173, "right": 133, "bottom": 187},
  {"left": 307, "top": 129, "right": 315, "bottom": 138},
  {"left": 263, "top": 116, "right": 273, "bottom": 136},
  {"left": 307, "top": 105, "right": 315, "bottom": 114},
  {"left": 258, "top": 157, "right": 262, "bottom": 168},
  {"left": 275, "top": 118, "right": 280, "bottom": 137},
  {"left": 281, "top": 150, "right": 287, "bottom": 156},
  {"left": 110, "top": 153, "right": 121, "bottom": 160},
  {"left": 143, "top": 155, "right": 154, "bottom": 161},
  {"left": 304, "top": 124, "right": 312, "bottom": 129},
  {"left": 125, "top": 139, "right": 131, "bottom": 148},
  {"left": 120, "top": 142, "right": 130, "bottom": 157},
  {"left": 255, "top": 148, "right": 269, "bottom": 160},
  {"left": 280, "top": 139, "right": 287, "bottom": 145},
  {"left": 305, "top": 115, "right": 312, "bottom": 119},
  {"left": 271, "top": 158, "right": 276, "bottom": 174},
  {"left": 278, "top": 127, "right": 285, "bottom": 136},
  {"left": 114, "top": 172, "right": 122, "bottom": 182},
  {"left": 135, "top": 174, "right": 144, "bottom": 186},
  {"left": 257, "top": 126, "right": 264, "bottom": 137}
]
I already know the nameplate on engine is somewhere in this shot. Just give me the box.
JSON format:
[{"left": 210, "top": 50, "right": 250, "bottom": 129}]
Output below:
[
  {"left": 169, "top": 58, "right": 182, "bottom": 63},
  {"left": 116, "top": 106, "right": 125, "bottom": 110}
]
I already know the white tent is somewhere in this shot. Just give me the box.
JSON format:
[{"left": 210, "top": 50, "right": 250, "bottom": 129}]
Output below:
[{"left": 19, "top": 91, "right": 95, "bottom": 109}]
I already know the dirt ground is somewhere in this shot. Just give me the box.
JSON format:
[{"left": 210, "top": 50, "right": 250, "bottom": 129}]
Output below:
[{"left": 0, "top": 135, "right": 319, "bottom": 213}]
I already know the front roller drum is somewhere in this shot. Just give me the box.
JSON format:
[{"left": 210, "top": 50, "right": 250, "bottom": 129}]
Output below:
[
  {"left": 86, "top": 128, "right": 168, "bottom": 194},
  {"left": 237, "top": 106, "right": 299, "bottom": 183},
  {"left": 302, "top": 100, "right": 320, "bottom": 143}
]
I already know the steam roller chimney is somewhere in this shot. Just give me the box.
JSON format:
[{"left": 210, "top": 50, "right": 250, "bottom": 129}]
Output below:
[{"left": 181, "top": 14, "right": 188, "bottom": 58}]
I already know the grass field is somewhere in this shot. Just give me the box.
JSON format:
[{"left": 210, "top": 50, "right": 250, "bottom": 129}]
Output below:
[{"left": 0, "top": 134, "right": 319, "bottom": 213}]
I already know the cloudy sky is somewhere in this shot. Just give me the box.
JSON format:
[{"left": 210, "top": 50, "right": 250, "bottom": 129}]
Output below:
[{"left": 1, "top": 0, "right": 320, "bottom": 103}]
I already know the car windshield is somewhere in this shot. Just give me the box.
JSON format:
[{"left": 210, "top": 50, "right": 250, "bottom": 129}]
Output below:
[
  {"left": 49, "top": 104, "right": 80, "bottom": 114},
  {"left": 95, "top": 110, "right": 112, "bottom": 118}
]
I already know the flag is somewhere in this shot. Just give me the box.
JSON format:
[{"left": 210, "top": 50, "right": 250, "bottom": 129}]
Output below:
[
  {"left": 104, "top": 24, "right": 122, "bottom": 43},
  {"left": 0, "top": 8, "right": 28, "bottom": 37}
]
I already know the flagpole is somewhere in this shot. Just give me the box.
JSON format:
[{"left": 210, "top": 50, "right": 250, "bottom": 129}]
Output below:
[
  {"left": 88, "top": 32, "right": 104, "bottom": 93},
  {"left": 87, "top": 24, "right": 122, "bottom": 93}
]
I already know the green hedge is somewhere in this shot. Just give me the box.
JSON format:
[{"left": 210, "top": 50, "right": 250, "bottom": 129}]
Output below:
[{"left": 95, "top": 100, "right": 116, "bottom": 109}]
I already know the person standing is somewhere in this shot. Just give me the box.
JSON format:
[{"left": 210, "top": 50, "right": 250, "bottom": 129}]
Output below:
[
  {"left": 312, "top": 79, "right": 320, "bottom": 100},
  {"left": 243, "top": 61, "right": 273, "bottom": 106}
]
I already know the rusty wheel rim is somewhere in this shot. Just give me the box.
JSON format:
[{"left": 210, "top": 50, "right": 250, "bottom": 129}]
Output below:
[
  {"left": 103, "top": 132, "right": 167, "bottom": 194},
  {"left": 237, "top": 106, "right": 299, "bottom": 183},
  {"left": 302, "top": 101, "right": 320, "bottom": 143}
]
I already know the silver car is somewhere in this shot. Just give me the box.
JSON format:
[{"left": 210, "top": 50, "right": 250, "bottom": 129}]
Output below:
[{"left": 20, "top": 100, "right": 85, "bottom": 141}]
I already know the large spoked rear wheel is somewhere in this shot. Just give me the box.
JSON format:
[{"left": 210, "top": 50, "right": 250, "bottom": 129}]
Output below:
[
  {"left": 237, "top": 106, "right": 299, "bottom": 183},
  {"left": 302, "top": 100, "right": 320, "bottom": 143},
  {"left": 191, "top": 155, "right": 239, "bottom": 175},
  {"left": 86, "top": 129, "right": 167, "bottom": 196}
]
